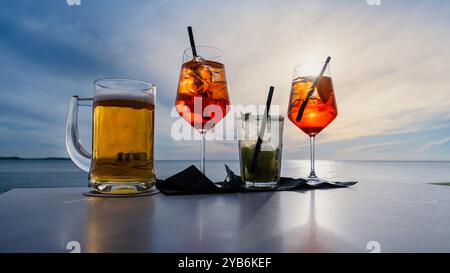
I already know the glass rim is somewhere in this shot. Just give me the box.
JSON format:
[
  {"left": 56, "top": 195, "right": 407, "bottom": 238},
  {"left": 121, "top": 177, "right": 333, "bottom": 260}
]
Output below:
[
  {"left": 183, "top": 45, "right": 223, "bottom": 59},
  {"left": 93, "top": 77, "right": 156, "bottom": 92},
  {"left": 293, "top": 60, "right": 332, "bottom": 70}
]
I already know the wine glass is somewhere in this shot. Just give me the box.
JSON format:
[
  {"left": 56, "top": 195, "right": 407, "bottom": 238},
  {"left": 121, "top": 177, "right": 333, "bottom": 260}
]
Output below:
[
  {"left": 175, "top": 46, "right": 230, "bottom": 173},
  {"left": 287, "top": 60, "right": 338, "bottom": 184}
]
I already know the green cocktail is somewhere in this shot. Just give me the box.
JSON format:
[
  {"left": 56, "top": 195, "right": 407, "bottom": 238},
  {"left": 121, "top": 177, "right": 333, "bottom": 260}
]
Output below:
[
  {"left": 240, "top": 144, "right": 281, "bottom": 183},
  {"left": 238, "top": 114, "right": 284, "bottom": 189}
]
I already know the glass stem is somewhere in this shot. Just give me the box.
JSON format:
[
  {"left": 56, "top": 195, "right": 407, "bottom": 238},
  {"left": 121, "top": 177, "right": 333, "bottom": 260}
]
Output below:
[
  {"left": 309, "top": 136, "right": 317, "bottom": 179},
  {"left": 200, "top": 133, "right": 206, "bottom": 174}
]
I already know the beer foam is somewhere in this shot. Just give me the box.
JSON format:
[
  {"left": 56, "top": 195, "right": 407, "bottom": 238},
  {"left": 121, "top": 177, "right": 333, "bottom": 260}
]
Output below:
[
  {"left": 94, "top": 78, "right": 155, "bottom": 103},
  {"left": 94, "top": 92, "right": 154, "bottom": 104}
]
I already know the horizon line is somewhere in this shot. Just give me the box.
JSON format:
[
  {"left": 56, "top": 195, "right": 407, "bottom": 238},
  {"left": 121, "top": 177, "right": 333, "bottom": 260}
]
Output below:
[{"left": 1, "top": 157, "right": 450, "bottom": 163}]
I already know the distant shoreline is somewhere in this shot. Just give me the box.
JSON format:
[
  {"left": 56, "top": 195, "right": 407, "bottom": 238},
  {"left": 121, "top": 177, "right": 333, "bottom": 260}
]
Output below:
[
  {"left": 0, "top": 157, "right": 70, "bottom": 160},
  {"left": 0, "top": 157, "right": 450, "bottom": 162}
]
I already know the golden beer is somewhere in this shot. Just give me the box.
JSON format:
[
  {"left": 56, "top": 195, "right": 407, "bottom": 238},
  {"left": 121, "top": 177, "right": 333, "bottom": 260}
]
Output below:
[
  {"left": 89, "top": 98, "right": 155, "bottom": 192},
  {"left": 66, "top": 78, "right": 156, "bottom": 195}
]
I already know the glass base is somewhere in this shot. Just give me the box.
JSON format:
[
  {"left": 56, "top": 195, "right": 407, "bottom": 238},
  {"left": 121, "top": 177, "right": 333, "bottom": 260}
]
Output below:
[
  {"left": 244, "top": 181, "right": 278, "bottom": 189},
  {"left": 306, "top": 177, "right": 328, "bottom": 186},
  {"left": 90, "top": 179, "right": 155, "bottom": 195}
]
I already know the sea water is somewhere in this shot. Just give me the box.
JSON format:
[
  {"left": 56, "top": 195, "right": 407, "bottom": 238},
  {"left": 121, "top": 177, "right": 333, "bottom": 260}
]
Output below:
[{"left": 0, "top": 159, "right": 449, "bottom": 193}]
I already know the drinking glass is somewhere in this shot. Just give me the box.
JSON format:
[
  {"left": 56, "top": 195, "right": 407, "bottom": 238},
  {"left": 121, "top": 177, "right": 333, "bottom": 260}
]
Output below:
[
  {"left": 66, "top": 78, "right": 156, "bottom": 194},
  {"left": 287, "top": 62, "right": 338, "bottom": 184},
  {"left": 175, "top": 46, "right": 230, "bottom": 173},
  {"left": 238, "top": 114, "right": 284, "bottom": 189}
]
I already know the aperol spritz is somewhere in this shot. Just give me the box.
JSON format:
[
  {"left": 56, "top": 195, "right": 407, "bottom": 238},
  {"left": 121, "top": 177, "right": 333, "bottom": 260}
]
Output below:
[
  {"left": 175, "top": 46, "right": 230, "bottom": 173},
  {"left": 288, "top": 75, "right": 337, "bottom": 135},
  {"left": 288, "top": 59, "right": 337, "bottom": 184}
]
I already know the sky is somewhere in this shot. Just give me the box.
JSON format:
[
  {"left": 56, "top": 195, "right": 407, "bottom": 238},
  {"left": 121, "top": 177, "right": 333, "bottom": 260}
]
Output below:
[{"left": 0, "top": 0, "right": 449, "bottom": 160}]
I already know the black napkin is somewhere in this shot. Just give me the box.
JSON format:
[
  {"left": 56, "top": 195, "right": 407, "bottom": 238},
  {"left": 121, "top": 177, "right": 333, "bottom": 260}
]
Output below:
[{"left": 156, "top": 165, "right": 357, "bottom": 195}]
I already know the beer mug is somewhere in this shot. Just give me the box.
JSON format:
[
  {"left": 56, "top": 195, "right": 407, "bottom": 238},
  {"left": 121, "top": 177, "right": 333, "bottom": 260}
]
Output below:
[{"left": 66, "top": 78, "right": 156, "bottom": 194}]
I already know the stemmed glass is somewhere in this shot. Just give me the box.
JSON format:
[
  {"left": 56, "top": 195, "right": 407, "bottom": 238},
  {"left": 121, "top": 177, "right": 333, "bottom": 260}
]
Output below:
[
  {"left": 287, "top": 59, "right": 338, "bottom": 184},
  {"left": 175, "top": 46, "right": 230, "bottom": 173}
]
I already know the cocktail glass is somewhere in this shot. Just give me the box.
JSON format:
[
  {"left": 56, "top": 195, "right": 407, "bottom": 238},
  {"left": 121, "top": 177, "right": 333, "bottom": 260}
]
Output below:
[
  {"left": 287, "top": 61, "right": 338, "bottom": 185},
  {"left": 175, "top": 46, "right": 230, "bottom": 173}
]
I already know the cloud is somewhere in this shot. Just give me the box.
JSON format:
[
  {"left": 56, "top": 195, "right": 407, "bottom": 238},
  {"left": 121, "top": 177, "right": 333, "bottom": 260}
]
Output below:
[
  {"left": 417, "top": 137, "right": 450, "bottom": 152},
  {"left": 1, "top": 0, "right": 450, "bottom": 160},
  {"left": 336, "top": 140, "right": 406, "bottom": 154}
]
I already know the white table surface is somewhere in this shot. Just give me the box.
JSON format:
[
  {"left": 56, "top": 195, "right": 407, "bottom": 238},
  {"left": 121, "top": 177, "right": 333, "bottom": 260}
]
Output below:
[{"left": 0, "top": 182, "right": 449, "bottom": 253}]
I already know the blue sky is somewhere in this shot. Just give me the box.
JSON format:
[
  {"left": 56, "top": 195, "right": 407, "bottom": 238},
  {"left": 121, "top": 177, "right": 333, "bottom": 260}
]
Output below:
[{"left": 0, "top": 0, "right": 449, "bottom": 160}]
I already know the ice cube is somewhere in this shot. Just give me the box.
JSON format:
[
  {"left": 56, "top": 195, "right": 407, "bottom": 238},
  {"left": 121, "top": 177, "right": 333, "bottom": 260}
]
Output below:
[
  {"left": 260, "top": 143, "right": 277, "bottom": 152},
  {"left": 192, "top": 56, "right": 204, "bottom": 62},
  {"left": 212, "top": 71, "right": 225, "bottom": 83},
  {"left": 179, "top": 77, "right": 205, "bottom": 96},
  {"left": 194, "top": 65, "right": 213, "bottom": 83}
]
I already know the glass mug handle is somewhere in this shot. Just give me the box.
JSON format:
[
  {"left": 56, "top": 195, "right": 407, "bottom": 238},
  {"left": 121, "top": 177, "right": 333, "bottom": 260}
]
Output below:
[{"left": 65, "top": 96, "right": 92, "bottom": 173}]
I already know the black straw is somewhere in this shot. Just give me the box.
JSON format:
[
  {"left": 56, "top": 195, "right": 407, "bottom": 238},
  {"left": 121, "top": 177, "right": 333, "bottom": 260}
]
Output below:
[
  {"left": 187, "top": 26, "right": 198, "bottom": 58},
  {"left": 295, "top": 56, "right": 331, "bottom": 122},
  {"left": 250, "top": 86, "right": 275, "bottom": 172}
]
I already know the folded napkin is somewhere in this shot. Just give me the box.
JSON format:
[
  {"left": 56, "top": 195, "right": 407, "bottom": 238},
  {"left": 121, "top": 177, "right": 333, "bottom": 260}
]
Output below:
[{"left": 156, "top": 165, "right": 357, "bottom": 195}]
